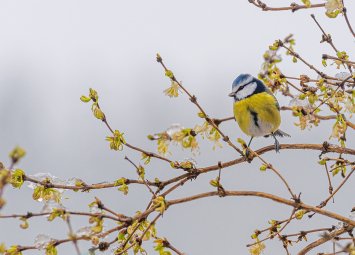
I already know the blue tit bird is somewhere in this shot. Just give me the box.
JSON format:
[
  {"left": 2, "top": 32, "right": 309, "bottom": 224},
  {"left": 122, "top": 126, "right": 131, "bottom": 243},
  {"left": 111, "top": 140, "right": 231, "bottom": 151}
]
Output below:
[{"left": 228, "top": 74, "right": 290, "bottom": 152}]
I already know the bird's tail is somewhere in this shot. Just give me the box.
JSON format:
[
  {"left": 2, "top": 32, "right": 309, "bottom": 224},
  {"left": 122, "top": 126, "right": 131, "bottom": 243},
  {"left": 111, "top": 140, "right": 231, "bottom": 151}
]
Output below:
[{"left": 273, "top": 129, "right": 291, "bottom": 137}]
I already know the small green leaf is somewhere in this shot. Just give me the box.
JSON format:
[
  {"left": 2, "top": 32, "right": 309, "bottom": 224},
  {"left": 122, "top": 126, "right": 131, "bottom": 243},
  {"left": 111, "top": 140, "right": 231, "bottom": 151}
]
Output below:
[
  {"left": 209, "top": 179, "right": 219, "bottom": 187},
  {"left": 259, "top": 164, "right": 267, "bottom": 171},
  {"left": 318, "top": 159, "right": 327, "bottom": 165},
  {"left": 295, "top": 209, "right": 306, "bottom": 220},
  {"left": 80, "top": 95, "right": 91, "bottom": 103},
  {"left": 301, "top": 0, "right": 311, "bottom": 8},
  {"left": 322, "top": 59, "right": 327, "bottom": 67},
  {"left": 45, "top": 244, "right": 57, "bottom": 255},
  {"left": 197, "top": 112, "right": 206, "bottom": 118}
]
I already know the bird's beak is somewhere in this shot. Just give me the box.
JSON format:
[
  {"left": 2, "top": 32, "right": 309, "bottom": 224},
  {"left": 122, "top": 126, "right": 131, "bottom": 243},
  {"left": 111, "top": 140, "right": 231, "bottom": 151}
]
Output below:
[{"left": 228, "top": 92, "right": 235, "bottom": 97}]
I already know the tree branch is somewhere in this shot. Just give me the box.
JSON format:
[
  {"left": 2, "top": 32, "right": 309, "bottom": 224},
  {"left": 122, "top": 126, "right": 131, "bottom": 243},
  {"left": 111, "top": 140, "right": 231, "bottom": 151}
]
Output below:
[
  {"left": 168, "top": 191, "right": 355, "bottom": 226},
  {"left": 297, "top": 227, "right": 351, "bottom": 255},
  {"left": 248, "top": 0, "right": 325, "bottom": 12}
]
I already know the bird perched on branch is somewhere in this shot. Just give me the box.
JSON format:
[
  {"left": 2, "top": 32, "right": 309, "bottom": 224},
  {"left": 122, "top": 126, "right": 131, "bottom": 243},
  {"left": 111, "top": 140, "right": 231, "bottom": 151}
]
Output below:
[{"left": 229, "top": 74, "right": 290, "bottom": 152}]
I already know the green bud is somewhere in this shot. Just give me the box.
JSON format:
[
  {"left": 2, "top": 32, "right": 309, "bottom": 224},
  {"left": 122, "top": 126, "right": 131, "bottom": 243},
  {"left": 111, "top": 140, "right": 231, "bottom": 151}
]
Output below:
[
  {"left": 259, "top": 164, "right": 268, "bottom": 171},
  {"left": 326, "top": 10, "right": 340, "bottom": 18},
  {"left": 318, "top": 159, "right": 327, "bottom": 165},
  {"left": 295, "top": 209, "right": 306, "bottom": 220},
  {"left": 165, "top": 70, "right": 174, "bottom": 79},
  {"left": 209, "top": 179, "right": 219, "bottom": 187},
  {"left": 147, "top": 135, "right": 155, "bottom": 140},
  {"left": 114, "top": 178, "right": 126, "bottom": 186},
  {"left": 89, "top": 88, "right": 99, "bottom": 101},
  {"left": 9, "top": 146, "right": 26, "bottom": 164},
  {"left": 322, "top": 59, "right": 327, "bottom": 67},
  {"left": 299, "top": 94, "right": 306, "bottom": 100},
  {"left": 19, "top": 217, "right": 29, "bottom": 229},
  {"left": 251, "top": 233, "right": 258, "bottom": 239},
  {"left": 197, "top": 112, "right": 206, "bottom": 118},
  {"left": 80, "top": 95, "right": 91, "bottom": 103},
  {"left": 45, "top": 244, "right": 58, "bottom": 255},
  {"left": 156, "top": 53, "right": 162, "bottom": 62},
  {"left": 301, "top": 0, "right": 311, "bottom": 8},
  {"left": 10, "top": 169, "right": 25, "bottom": 189},
  {"left": 236, "top": 138, "right": 246, "bottom": 146}
]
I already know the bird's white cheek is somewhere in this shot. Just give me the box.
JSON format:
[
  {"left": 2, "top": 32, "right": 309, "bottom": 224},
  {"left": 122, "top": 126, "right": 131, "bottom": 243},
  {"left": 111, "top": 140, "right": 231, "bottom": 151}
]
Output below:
[{"left": 236, "top": 82, "right": 257, "bottom": 100}]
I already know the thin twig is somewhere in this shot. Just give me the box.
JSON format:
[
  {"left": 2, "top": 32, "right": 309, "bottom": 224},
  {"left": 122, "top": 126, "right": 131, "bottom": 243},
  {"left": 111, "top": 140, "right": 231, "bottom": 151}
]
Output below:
[
  {"left": 66, "top": 216, "right": 82, "bottom": 255},
  {"left": 342, "top": 5, "right": 355, "bottom": 38},
  {"left": 168, "top": 191, "right": 355, "bottom": 226},
  {"left": 319, "top": 167, "right": 355, "bottom": 208},
  {"left": 297, "top": 227, "right": 351, "bottom": 255},
  {"left": 125, "top": 156, "right": 156, "bottom": 196},
  {"left": 280, "top": 42, "right": 329, "bottom": 79},
  {"left": 249, "top": 0, "right": 325, "bottom": 12},
  {"left": 324, "top": 163, "right": 334, "bottom": 196}
]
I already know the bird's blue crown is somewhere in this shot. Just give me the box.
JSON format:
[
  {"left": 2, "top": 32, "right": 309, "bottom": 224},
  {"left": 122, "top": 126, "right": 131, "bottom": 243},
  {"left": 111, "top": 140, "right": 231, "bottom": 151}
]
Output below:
[
  {"left": 230, "top": 74, "right": 267, "bottom": 100},
  {"left": 232, "top": 74, "right": 266, "bottom": 92}
]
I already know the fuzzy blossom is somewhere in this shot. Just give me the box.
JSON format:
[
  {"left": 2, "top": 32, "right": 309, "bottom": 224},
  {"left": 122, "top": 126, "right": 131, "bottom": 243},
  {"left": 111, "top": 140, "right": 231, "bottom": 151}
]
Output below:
[
  {"left": 157, "top": 139, "right": 170, "bottom": 155},
  {"left": 289, "top": 96, "right": 312, "bottom": 109},
  {"left": 164, "top": 81, "right": 180, "bottom": 98},
  {"left": 291, "top": 105, "right": 320, "bottom": 130},
  {"left": 335, "top": 72, "right": 351, "bottom": 86},
  {"left": 40, "top": 201, "right": 65, "bottom": 214},
  {"left": 167, "top": 126, "right": 198, "bottom": 152},
  {"left": 106, "top": 130, "right": 126, "bottom": 151},
  {"left": 150, "top": 124, "right": 200, "bottom": 155},
  {"left": 5, "top": 246, "right": 22, "bottom": 255},
  {"left": 34, "top": 234, "right": 52, "bottom": 250},
  {"left": 154, "top": 238, "right": 172, "bottom": 255},
  {"left": 181, "top": 134, "right": 199, "bottom": 151},
  {"left": 10, "top": 169, "right": 25, "bottom": 189},
  {"left": 166, "top": 123, "right": 184, "bottom": 137},
  {"left": 248, "top": 241, "right": 266, "bottom": 255},
  {"left": 344, "top": 95, "right": 355, "bottom": 114},
  {"left": 152, "top": 196, "right": 167, "bottom": 214},
  {"left": 45, "top": 244, "right": 57, "bottom": 255},
  {"left": 0, "top": 243, "right": 6, "bottom": 254},
  {"left": 325, "top": 0, "right": 343, "bottom": 18},
  {"left": 27, "top": 173, "right": 65, "bottom": 192},
  {"left": 75, "top": 226, "right": 93, "bottom": 237},
  {"left": 179, "top": 158, "right": 197, "bottom": 169},
  {"left": 325, "top": 0, "right": 342, "bottom": 11},
  {"left": 194, "top": 122, "right": 222, "bottom": 149},
  {"left": 348, "top": 245, "right": 355, "bottom": 255},
  {"left": 330, "top": 115, "right": 347, "bottom": 147},
  {"left": 32, "top": 186, "right": 61, "bottom": 203},
  {"left": 27, "top": 173, "right": 64, "bottom": 203},
  {"left": 9, "top": 146, "right": 26, "bottom": 164}
]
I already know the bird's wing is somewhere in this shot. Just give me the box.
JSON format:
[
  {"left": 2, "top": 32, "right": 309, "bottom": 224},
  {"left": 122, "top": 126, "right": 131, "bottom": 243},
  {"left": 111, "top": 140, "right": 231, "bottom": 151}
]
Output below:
[
  {"left": 274, "top": 129, "right": 291, "bottom": 137},
  {"left": 255, "top": 79, "right": 280, "bottom": 110}
]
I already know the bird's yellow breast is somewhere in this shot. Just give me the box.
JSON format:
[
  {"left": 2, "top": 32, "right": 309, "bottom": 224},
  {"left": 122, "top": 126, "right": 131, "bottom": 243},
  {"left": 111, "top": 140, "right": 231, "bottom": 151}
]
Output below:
[{"left": 233, "top": 92, "right": 281, "bottom": 137}]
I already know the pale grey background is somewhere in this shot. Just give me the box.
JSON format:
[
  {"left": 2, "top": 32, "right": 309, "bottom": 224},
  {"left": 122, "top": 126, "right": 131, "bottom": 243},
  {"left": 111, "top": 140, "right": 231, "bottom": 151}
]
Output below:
[{"left": 0, "top": 0, "right": 354, "bottom": 254}]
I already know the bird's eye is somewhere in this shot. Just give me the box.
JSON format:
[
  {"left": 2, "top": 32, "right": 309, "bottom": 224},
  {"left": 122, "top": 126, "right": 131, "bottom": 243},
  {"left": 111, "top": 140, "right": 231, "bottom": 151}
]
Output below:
[
  {"left": 237, "top": 81, "right": 253, "bottom": 92},
  {"left": 237, "top": 84, "right": 246, "bottom": 92}
]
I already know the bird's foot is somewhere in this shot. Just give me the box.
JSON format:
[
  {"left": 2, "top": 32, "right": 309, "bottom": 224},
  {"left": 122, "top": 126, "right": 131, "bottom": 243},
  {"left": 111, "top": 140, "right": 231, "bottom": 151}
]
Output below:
[
  {"left": 244, "top": 148, "right": 254, "bottom": 162},
  {"left": 274, "top": 139, "right": 280, "bottom": 153}
]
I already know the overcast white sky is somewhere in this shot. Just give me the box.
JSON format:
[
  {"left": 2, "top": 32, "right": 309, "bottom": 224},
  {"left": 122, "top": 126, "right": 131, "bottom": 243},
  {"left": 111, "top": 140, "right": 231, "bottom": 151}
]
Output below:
[{"left": 0, "top": 1, "right": 354, "bottom": 254}]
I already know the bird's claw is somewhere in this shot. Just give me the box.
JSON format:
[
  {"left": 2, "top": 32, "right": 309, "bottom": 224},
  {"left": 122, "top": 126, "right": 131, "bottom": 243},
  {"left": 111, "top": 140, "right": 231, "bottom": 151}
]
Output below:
[
  {"left": 274, "top": 139, "right": 280, "bottom": 153},
  {"left": 244, "top": 148, "right": 253, "bottom": 163}
]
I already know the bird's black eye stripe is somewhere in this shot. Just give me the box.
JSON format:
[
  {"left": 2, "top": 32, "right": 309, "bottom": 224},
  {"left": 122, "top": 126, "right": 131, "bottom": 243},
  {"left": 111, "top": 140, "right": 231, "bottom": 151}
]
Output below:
[{"left": 237, "top": 81, "right": 253, "bottom": 92}]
